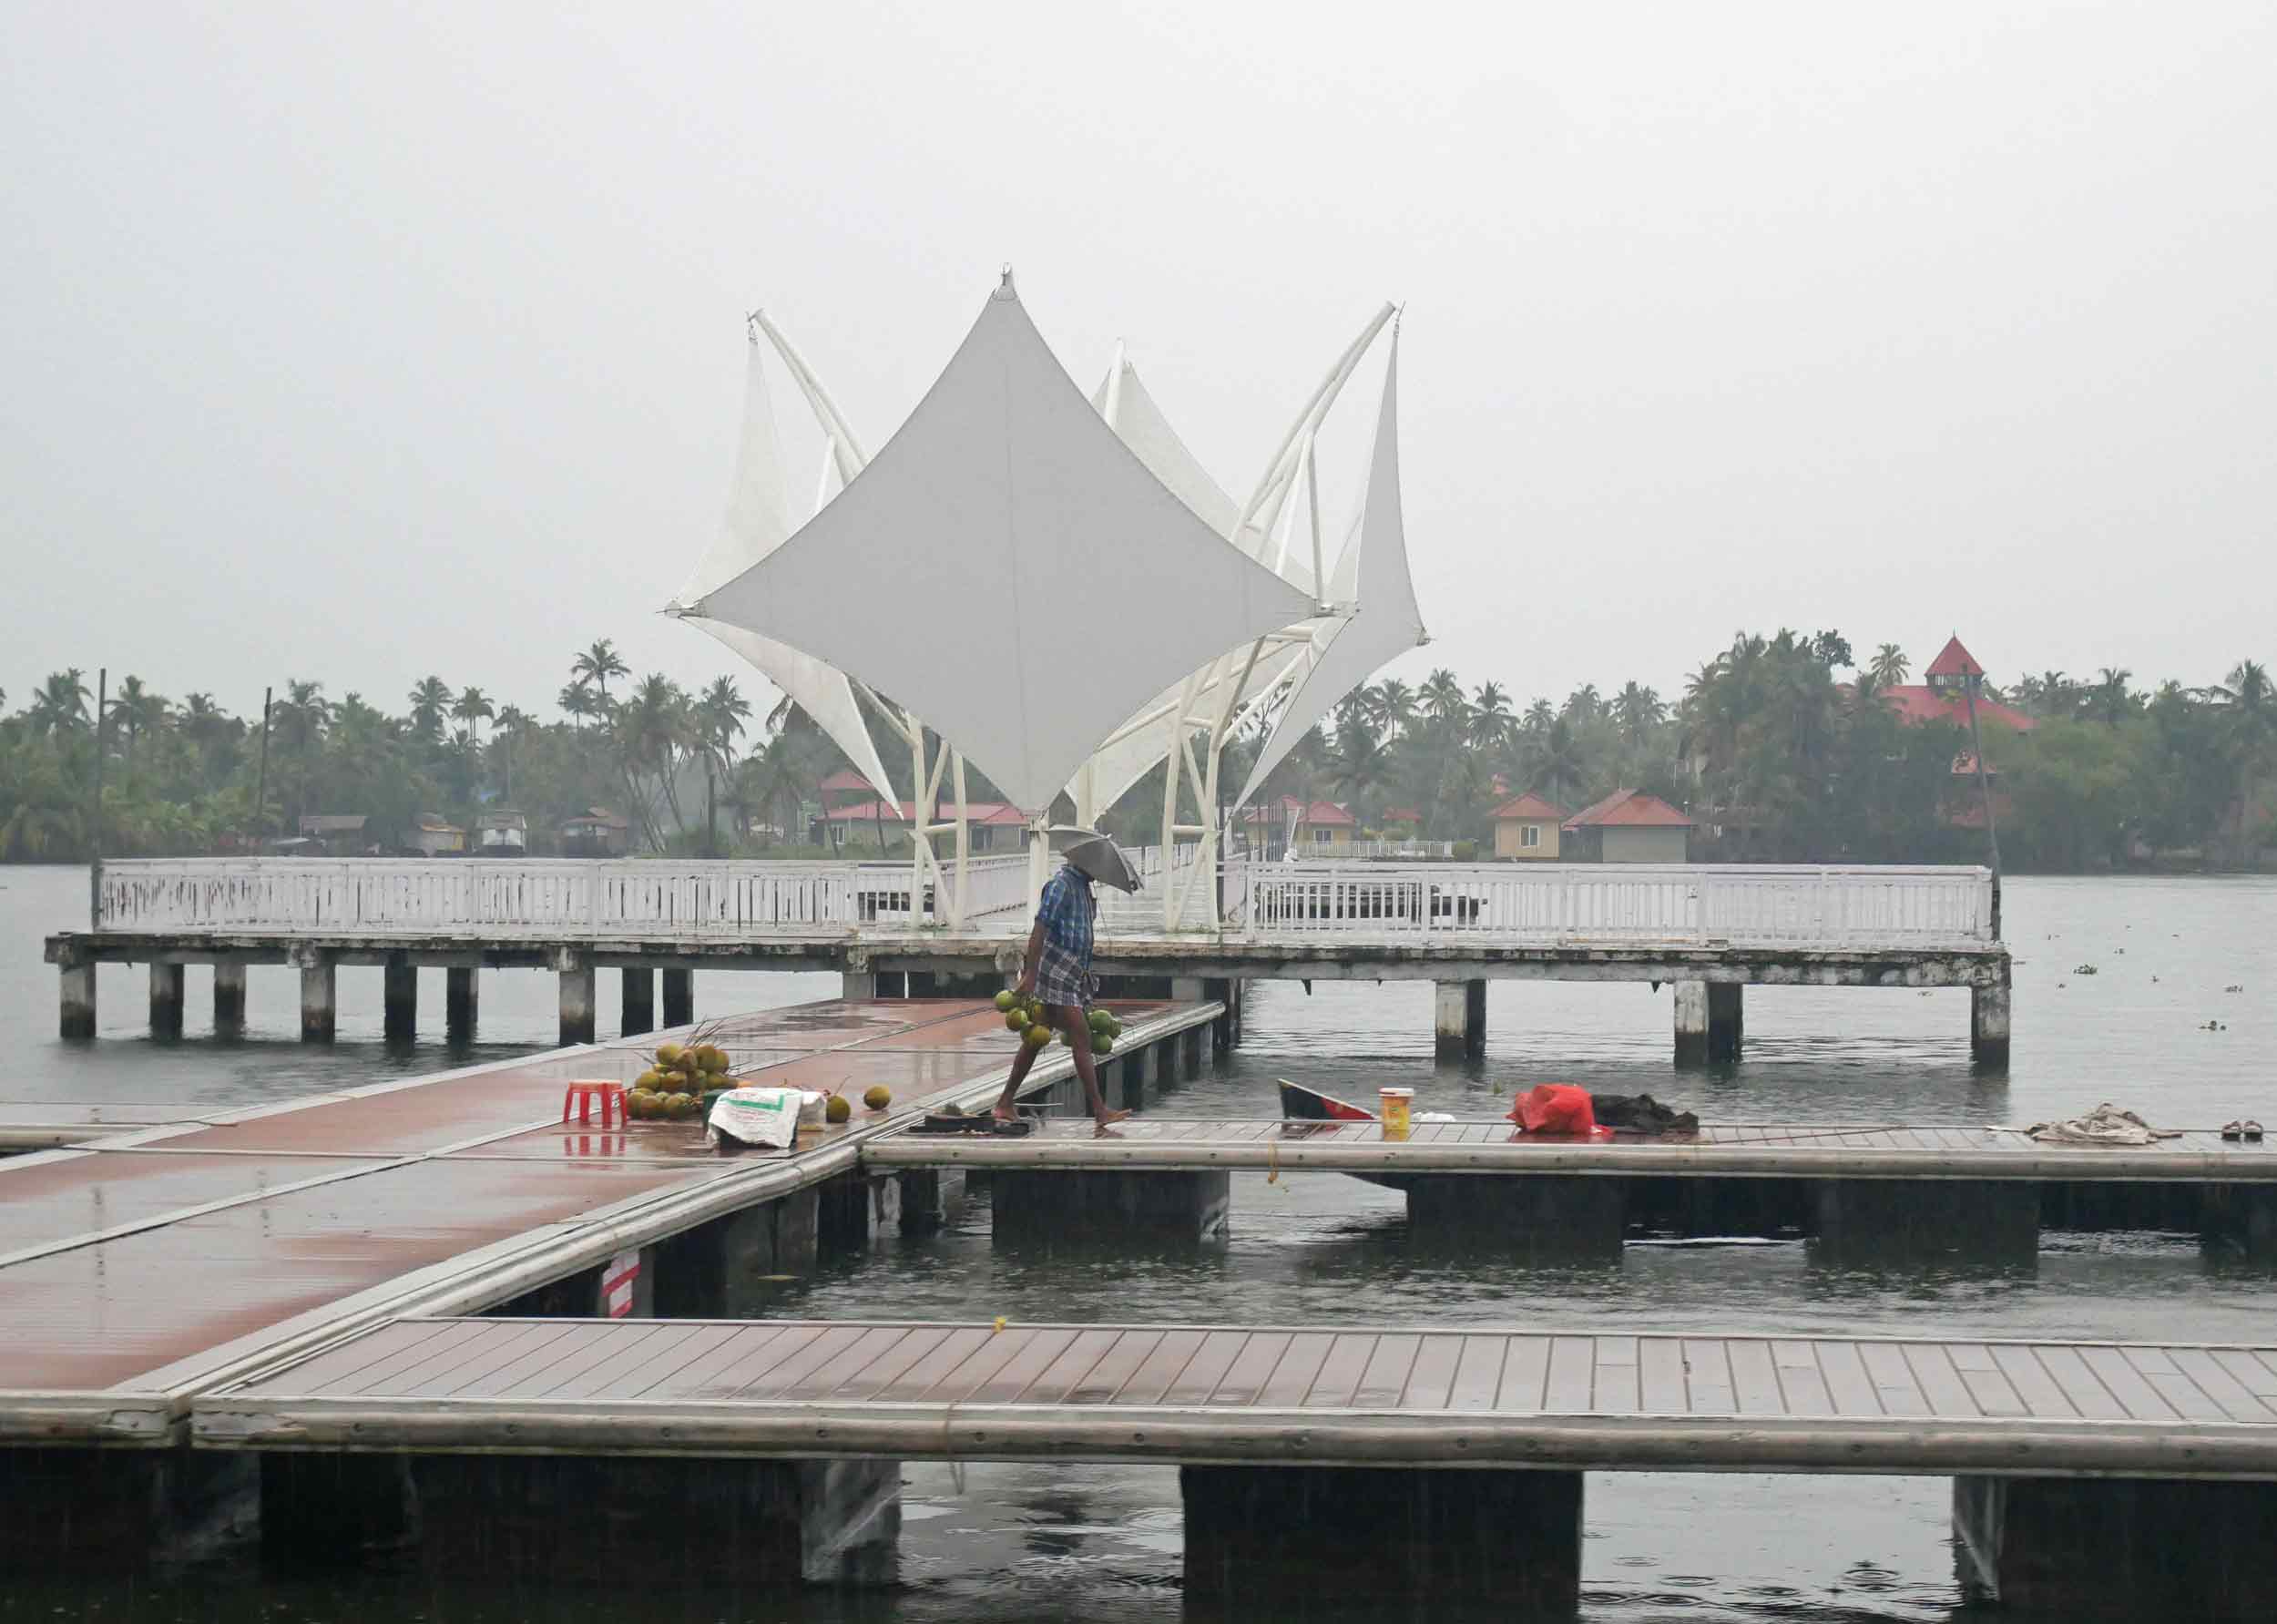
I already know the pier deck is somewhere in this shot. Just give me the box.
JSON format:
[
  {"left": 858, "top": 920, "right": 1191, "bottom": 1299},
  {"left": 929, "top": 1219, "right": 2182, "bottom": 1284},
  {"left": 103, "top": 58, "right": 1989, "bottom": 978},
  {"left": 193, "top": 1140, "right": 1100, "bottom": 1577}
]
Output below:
[
  {"left": 198, "top": 1315, "right": 2277, "bottom": 1476},
  {"left": 863, "top": 1115, "right": 2277, "bottom": 1181},
  {"left": 0, "top": 997, "right": 1212, "bottom": 1444}
]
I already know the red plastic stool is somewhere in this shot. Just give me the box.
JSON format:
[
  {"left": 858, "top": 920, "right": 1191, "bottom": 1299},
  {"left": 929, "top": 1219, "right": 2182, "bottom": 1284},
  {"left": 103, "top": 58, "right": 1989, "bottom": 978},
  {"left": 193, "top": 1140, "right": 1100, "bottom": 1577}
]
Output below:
[{"left": 562, "top": 1079, "right": 628, "bottom": 1129}]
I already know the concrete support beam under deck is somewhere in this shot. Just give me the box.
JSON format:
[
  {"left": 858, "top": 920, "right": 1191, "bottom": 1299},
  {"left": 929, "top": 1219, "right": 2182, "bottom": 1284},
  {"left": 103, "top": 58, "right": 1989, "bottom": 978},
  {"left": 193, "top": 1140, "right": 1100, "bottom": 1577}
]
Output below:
[
  {"left": 651, "top": 1188, "right": 822, "bottom": 1318},
  {"left": 620, "top": 966, "right": 654, "bottom": 1037},
  {"left": 661, "top": 966, "right": 694, "bottom": 1028},
  {"left": 382, "top": 955, "right": 417, "bottom": 1042},
  {"left": 261, "top": 1453, "right": 898, "bottom": 1588},
  {"left": 557, "top": 960, "right": 595, "bottom": 1047},
  {"left": 1811, "top": 1179, "right": 2039, "bottom": 1269},
  {"left": 1433, "top": 978, "right": 1486, "bottom": 1058},
  {"left": 444, "top": 965, "right": 477, "bottom": 1040},
  {"left": 1954, "top": 1475, "right": 2277, "bottom": 1618},
  {"left": 298, "top": 955, "right": 335, "bottom": 1045},
  {"left": 1182, "top": 1464, "right": 1581, "bottom": 1612},
  {"left": 0, "top": 1445, "right": 255, "bottom": 1573},
  {"left": 148, "top": 960, "right": 185, "bottom": 1039},
  {"left": 993, "top": 1169, "right": 1230, "bottom": 1245},
  {"left": 212, "top": 961, "right": 246, "bottom": 1033},
  {"left": 1403, "top": 1174, "right": 1628, "bottom": 1262}
]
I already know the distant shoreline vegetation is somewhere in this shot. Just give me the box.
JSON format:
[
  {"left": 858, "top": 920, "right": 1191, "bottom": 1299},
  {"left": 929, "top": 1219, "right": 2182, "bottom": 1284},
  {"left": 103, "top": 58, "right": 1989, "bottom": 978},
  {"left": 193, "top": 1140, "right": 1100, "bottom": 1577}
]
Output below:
[{"left": 1, "top": 633, "right": 2270, "bottom": 873}]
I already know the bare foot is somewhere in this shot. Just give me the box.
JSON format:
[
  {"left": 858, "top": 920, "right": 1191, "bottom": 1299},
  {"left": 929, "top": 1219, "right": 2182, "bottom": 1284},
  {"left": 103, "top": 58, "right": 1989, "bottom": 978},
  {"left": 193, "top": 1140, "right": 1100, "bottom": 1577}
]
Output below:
[
  {"left": 1093, "top": 1124, "right": 1125, "bottom": 1139},
  {"left": 993, "top": 1105, "right": 1019, "bottom": 1123},
  {"left": 1093, "top": 1108, "right": 1131, "bottom": 1138}
]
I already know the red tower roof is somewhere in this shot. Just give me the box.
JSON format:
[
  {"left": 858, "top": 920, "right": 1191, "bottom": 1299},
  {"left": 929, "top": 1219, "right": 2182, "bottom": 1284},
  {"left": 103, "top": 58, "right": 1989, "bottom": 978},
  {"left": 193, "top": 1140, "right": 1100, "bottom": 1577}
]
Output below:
[{"left": 1925, "top": 636, "right": 1984, "bottom": 679}]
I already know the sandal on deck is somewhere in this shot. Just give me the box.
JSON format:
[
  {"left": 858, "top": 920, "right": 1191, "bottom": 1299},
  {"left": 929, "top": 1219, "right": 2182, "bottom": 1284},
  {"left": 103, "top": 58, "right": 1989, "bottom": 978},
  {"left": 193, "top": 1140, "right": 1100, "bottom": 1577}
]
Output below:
[
  {"left": 2245, "top": 1121, "right": 2265, "bottom": 1142},
  {"left": 2222, "top": 1121, "right": 2244, "bottom": 1140}
]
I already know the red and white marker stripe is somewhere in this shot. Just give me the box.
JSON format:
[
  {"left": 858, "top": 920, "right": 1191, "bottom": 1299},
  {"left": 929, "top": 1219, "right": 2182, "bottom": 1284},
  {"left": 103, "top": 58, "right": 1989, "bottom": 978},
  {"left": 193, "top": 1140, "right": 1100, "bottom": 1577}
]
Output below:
[{"left": 601, "top": 1249, "right": 641, "bottom": 1319}]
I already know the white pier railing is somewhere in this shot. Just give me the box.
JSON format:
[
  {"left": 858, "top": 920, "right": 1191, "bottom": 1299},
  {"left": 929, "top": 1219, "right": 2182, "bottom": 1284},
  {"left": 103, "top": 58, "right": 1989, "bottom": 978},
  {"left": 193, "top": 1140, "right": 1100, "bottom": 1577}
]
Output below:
[
  {"left": 93, "top": 856, "right": 1031, "bottom": 939},
  {"left": 1223, "top": 862, "right": 1994, "bottom": 947},
  {"left": 90, "top": 857, "right": 1996, "bottom": 949}
]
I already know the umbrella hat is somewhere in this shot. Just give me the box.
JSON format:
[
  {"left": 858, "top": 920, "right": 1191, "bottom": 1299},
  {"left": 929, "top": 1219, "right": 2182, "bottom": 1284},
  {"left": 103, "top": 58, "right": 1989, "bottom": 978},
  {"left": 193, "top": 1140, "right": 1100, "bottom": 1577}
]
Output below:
[{"left": 1045, "top": 826, "right": 1143, "bottom": 893}]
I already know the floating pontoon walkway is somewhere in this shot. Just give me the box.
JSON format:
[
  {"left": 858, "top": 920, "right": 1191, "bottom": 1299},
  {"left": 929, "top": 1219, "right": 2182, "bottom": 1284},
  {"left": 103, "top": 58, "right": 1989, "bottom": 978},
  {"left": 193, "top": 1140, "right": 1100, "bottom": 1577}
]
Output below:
[
  {"left": 190, "top": 1315, "right": 2277, "bottom": 1615},
  {"left": 0, "top": 996, "right": 1212, "bottom": 1445}
]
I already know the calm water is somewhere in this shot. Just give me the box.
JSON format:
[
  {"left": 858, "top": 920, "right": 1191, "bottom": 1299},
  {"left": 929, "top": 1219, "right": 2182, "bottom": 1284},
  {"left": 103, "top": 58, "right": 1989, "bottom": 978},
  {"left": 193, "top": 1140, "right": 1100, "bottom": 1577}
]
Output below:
[{"left": 4, "top": 865, "right": 2273, "bottom": 1622}]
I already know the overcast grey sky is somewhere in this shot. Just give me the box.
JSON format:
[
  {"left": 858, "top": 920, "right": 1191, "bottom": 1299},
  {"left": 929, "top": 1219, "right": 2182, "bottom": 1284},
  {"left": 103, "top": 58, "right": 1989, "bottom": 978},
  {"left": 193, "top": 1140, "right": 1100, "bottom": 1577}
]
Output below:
[{"left": 4, "top": 2, "right": 2271, "bottom": 728}]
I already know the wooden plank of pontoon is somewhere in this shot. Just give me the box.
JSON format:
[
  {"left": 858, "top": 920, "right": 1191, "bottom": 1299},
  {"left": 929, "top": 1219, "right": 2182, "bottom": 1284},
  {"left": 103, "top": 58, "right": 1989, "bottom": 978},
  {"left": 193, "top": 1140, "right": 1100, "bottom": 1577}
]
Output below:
[
  {"left": 1066, "top": 1330, "right": 1166, "bottom": 1404},
  {"left": 1445, "top": 1334, "right": 1508, "bottom": 1411},
  {"left": 1254, "top": 1332, "right": 1336, "bottom": 1406},
  {"left": 870, "top": 1326, "right": 996, "bottom": 1402},
  {"left": 675, "top": 1324, "right": 803, "bottom": 1400},
  {"left": 1351, "top": 1333, "right": 1421, "bottom": 1408},
  {"left": 233, "top": 1319, "right": 458, "bottom": 1394},
  {"left": 460, "top": 1321, "right": 645, "bottom": 1399},
  {"left": 1399, "top": 1334, "right": 1463, "bottom": 1409},
  {"left": 1727, "top": 1339, "right": 1784, "bottom": 1415},
  {"left": 1593, "top": 1336, "right": 1640, "bottom": 1413},
  {"left": 1207, "top": 1332, "right": 1293, "bottom": 1406},
  {"left": 2126, "top": 1345, "right": 2229, "bottom": 1422},
  {"left": 2079, "top": 1344, "right": 2181, "bottom": 1422},
  {"left": 2168, "top": 1348, "right": 2276, "bottom": 1424},
  {"left": 1303, "top": 1332, "right": 1380, "bottom": 1407},
  {"left": 828, "top": 1325, "right": 958, "bottom": 1400},
  {"left": 1153, "top": 1330, "right": 1249, "bottom": 1405},
  {"left": 1900, "top": 1343, "right": 1984, "bottom": 1419},
  {"left": 1816, "top": 1340, "right": 1880, "bottom": 1416},
  {"left": 2035, "top": 1344, "right": 2125, "bottom": 1420},
  {"left": 1987, "top": 1344, "right": 2078, "bottom": 1420},
  {"left": 1638, "top": 1337, "right": 1686, "bottom": 1415},
  {"left": 1772, "top": 1340, "right": 1834, "bottom": 1415},
  {"left": 400, "top": 1319, "right": 586, "bottom": 1398},
  {"left": 729, "top": 1323, "right": 884, "bottom": 1400},
  {"left": 1114, "top": 1329, "right": 1210, "bottom": 1404},
  {"left": 1683, "top": 1338, "right": 1736, "bottom": 1415},
  {"left": 1859, "top": 1342, "right": 1929, "bottom": 1415},
  {"left": 1544, "top": 1335, "right": 1596, "bottom": 1411}
]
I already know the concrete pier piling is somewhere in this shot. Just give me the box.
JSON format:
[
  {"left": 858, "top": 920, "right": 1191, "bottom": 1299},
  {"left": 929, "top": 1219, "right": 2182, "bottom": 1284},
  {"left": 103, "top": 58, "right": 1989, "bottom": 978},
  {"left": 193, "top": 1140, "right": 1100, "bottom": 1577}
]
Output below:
[
  {"left": 4, "top": 1445, "right": 255, "bottom": 1572},
  {"left": 556, "top": 958, "right": 595, "bottom": 1047},
  {"left": 652, "top": 1188, "right": 822, "bottom": 1318},
  {"left": 662, "top": 967, "right": 694, "bottom": 1027},
  {"left": 297, "top": 955, "right": 335, "bottom": 1044},
  {"left": 1673, "top": 980, "right": 1743, "bottom": 1066},
  {"left": 1182, "top": 1465, "right": 1582, "bottom": 1611},
  {"left": 620, "top": 966, "right": 655, "bottom": 1037},
  {"left": 1971, "top": 974, "right": 2011, "bottom": 1069},
  {"left": 212, "top": 961, "right": 247, "bottom": 1033},
  {"left": 1433, "top": 978, "right": 1486, "bottom": 1058},
  {"left": 58, "top": 955, "right": 96, "bottom": 1039},
  {"left": 1954, "top": 1475, "right": 2277, "bottom": 1618},
  {"left": 382, "top": 955, "right": 417, "bottom": 1041},
  {"left": 148, "top": 960, "right": 185, "bottom": 1038},
  {"left": 444, "top": 965, "right": 478, "bottom": 1039}
]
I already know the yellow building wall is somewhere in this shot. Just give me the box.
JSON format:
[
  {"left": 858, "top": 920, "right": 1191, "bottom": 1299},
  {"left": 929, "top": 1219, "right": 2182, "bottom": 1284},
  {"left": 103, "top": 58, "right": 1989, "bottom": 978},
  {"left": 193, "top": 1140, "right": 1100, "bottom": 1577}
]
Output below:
[{"left": 1494, "top": 818, "right": 1560, "bottom": 860}]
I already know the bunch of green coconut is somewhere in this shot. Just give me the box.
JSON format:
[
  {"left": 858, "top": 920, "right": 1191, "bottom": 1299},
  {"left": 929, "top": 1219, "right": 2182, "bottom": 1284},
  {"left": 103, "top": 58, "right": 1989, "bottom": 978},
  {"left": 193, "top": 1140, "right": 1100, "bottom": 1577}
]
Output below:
[
  {"left": 992, "top": 989, "right": 1122, "bottom": 1055},
  {"left": 628, "top": 1040, "right": 730, "bottom": 1120}
]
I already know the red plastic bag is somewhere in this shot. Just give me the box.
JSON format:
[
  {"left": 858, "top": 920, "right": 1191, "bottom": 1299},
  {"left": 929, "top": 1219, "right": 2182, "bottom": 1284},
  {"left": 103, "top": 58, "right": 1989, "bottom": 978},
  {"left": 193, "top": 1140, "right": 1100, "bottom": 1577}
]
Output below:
[{"left": 1508, "top": 1083, "right": 1603, "bottom": 1137}]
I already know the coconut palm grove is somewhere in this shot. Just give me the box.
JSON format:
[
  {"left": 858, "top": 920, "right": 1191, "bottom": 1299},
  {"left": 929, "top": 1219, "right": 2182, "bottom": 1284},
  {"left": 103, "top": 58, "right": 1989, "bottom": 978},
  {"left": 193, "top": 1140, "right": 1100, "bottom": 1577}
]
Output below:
[{"left": 2, "top": 631, "right": 2269, "bottom": 873}]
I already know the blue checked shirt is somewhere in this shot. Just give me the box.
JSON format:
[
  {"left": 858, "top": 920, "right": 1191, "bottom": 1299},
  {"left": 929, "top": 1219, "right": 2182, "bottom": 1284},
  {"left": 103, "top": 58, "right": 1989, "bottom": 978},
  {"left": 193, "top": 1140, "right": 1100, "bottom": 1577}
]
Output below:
[{"left": 1032, "top": 863, "right": 1096, "bottom": 1007}]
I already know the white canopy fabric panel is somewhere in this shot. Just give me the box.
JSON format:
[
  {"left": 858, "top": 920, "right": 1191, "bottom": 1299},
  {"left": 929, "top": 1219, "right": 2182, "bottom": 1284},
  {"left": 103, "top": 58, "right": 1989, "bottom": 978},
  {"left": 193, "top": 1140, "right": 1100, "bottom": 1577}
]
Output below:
[
  {"left": 671, "top": 339, "right": 900, "bottom": 805},
  {"left": 1235, "top": 328, "right": 1426, "bottom": 810},
  {"left": 695, "top": 279, "right": 1318, "bottom": 813},
  {"left": 1089, "top": 362, "right": 1287, "bottom": 570}
]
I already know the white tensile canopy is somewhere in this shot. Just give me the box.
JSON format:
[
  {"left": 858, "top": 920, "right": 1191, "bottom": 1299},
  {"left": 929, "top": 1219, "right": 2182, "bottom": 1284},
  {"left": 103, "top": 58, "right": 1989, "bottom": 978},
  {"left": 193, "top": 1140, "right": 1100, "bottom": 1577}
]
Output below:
[
  {"left": 669, "top": 332, "right": 902, "bottom": 810},
  {"left": 1235, "top": 323, "right": 1427, "bottom": 808},
  {"left": 691, "top": 276, "right": 1319, "bottom": 814}
]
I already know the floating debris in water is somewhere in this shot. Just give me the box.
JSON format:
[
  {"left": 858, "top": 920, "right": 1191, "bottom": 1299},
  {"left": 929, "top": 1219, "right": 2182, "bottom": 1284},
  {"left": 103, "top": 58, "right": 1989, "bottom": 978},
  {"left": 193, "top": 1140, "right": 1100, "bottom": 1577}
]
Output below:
[
  {"left": 2201, "top": 1020, "right": 2227, "bottom": 1032},
  {"left": 2073, "top": 964, "right": 2099, "bottom": 975},
  {"left": 2224, "top": 984, "right": 2244, "bottom": 993}
]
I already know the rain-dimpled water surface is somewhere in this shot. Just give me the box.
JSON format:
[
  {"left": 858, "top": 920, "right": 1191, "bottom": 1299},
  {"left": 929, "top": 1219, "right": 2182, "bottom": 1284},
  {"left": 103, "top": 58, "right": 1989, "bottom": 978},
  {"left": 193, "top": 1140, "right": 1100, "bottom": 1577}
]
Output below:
[{"left": 2, "top": 865, "right": 2272, "bottom": 1623}]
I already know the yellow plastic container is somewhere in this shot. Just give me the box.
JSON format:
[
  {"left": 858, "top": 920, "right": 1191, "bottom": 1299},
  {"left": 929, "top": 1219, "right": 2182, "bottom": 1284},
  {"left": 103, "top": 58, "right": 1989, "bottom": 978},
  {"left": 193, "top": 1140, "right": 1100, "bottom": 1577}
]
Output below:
[{"left": 1379, "top": 1087, "right": 1413, "bottom": 1140}]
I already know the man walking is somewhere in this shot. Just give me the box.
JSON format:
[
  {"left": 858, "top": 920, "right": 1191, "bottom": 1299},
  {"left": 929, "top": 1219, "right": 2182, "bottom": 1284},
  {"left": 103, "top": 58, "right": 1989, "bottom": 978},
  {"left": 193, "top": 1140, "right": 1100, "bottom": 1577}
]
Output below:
[{"left": 992, "top": 855, "right": 1131, "bottom": 1136}]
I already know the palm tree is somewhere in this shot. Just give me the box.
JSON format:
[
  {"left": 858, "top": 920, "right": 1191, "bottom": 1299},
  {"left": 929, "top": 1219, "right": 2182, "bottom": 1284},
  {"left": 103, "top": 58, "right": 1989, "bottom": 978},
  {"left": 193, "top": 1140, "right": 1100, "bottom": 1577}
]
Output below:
[
  {"left": 2210, "top": 659, "right": 2274, "bottom": 845},
  {"left": 1869, "top": 644, "right": 1910, "bottom": 688},
  {"left": 26, "top": 669, "right": 90, "bottom": 738},
  {"left": 1522, "top": 716, "right": 1591, "bottom": 808},
  {"left": 271, "top": 679, "right": 329, "bottom": 822},
  {"left": 692, "top": 676, "right": 753, "bottom": 853},
  {"left": 1562, "top": 683, "right": 1601, "bottom": 723},
  {"left": 1374, "top": 679, "right": 1416, "bottom": 740},
  {"left": 114, "top": 676, "right": 168, "bottom": 762},
  {"left": 613, "top": 674, "right": 691, "bottom": 849},
  {"left": 406, "top": 676, "right": 451, "bottom": 741},
  {"left": 1613, "top": 681, "right": 1665, "bottom": 742},
  {"left": 1468, "top": 682, "right": 1513, "bottom": 753},
  {"left": 571, "top": 639, "right": 629, "bottom": 711},
  {"left": 492, "top": 704, "right": 531, "bottom": 802},
  {"left": 1420, "top": 669, "right": 1468, "bottom": 725},
  {"left": 557, "top": 681, "right": 598, "bottom": 730},
  {"left": 451, "top": 686, "right": 495, "bottom": 757},
  {"left": 2090, "top": 668, "right": 2134, "bottom": 727}
]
